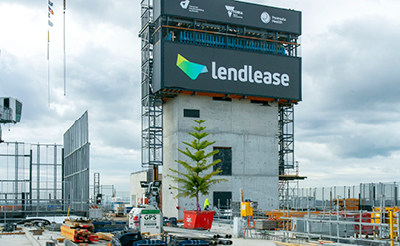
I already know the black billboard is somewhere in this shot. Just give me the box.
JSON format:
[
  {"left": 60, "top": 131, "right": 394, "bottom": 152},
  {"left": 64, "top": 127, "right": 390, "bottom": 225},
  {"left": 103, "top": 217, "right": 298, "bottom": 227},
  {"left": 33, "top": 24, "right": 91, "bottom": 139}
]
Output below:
[
  {"left": 154, "top": 0, "right": 301, "bottom": 35},
  {"left": 153, "top": 41, "right": 302, "bottom": 101}
]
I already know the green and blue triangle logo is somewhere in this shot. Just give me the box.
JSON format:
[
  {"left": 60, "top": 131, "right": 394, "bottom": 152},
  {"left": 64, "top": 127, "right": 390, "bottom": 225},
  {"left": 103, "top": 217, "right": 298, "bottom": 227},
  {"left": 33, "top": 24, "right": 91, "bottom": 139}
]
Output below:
[{"left": 176, "top": 54, "right": 208, "bottom": 80}]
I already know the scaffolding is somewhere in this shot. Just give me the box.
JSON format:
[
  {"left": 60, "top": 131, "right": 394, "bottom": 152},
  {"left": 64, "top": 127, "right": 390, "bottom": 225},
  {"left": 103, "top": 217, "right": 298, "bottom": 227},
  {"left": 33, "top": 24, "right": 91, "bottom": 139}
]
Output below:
[
  {"left": 139, "top": 0, "right": 163, "bottom": 182},
  {"left": 0, "top": 142, "right": 64, "bottom": 223},
  {"left": 278, "top": 103, "right": 305, "bottom": 209}
]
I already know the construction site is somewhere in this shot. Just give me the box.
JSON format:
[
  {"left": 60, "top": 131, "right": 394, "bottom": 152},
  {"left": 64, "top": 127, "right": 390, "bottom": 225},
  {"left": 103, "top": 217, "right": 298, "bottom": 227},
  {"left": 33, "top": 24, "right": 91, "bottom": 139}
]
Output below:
[{"left": 1, "top": 0, "right": 400, "bottom": 246}]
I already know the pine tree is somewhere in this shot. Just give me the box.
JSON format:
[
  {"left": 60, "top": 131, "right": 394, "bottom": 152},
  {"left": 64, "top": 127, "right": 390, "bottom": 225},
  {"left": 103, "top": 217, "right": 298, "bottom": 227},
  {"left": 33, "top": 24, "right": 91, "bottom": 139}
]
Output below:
[{"left": 168, "top": 119, "right": 227, "bottom": 210}]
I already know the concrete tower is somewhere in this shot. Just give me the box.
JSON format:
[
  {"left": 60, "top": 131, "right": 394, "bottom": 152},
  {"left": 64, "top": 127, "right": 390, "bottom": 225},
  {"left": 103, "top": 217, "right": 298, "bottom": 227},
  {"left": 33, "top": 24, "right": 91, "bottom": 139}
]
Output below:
[
  {"left": 163, "top": 95, "right": 280, "bottom": 218},
  {"left": 140, "top": 0, "right": 302, "bottom": 219}
]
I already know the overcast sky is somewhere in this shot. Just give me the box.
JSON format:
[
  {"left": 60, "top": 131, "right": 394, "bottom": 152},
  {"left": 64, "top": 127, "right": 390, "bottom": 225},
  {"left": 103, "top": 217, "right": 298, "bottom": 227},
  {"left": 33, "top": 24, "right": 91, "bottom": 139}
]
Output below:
[{"left": 1, "top": 0, "right": 400, "bottom": 193}]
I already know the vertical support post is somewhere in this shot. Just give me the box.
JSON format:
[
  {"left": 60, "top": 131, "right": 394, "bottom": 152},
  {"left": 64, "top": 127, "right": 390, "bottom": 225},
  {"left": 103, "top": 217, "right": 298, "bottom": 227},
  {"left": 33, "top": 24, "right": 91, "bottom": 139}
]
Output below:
[
  {"left": 394, "top": 182, "right": 398, "bottom": 207},
  {"left": 379, "top": 194, "right": 384, "bottom": 238},
  {"left": 307, "top": 196, "right": 310, "bottom": 241},
  {"left": 390, "top": 210, "right": 394, "bottom": 246},
  {"left": 62, "top": 148, "right": 65, "bottom": 210},
  {"left": 397, "top": 211, "right": 400, "bottom": 244},
  {"left": 36, "top": 144, "right": 40, "bottom": 216},
  {"left": 29, "top": 150, "right": 32, "bottom": 205},
  {"left": 54, "top": 144, "right": 57, "bottom": 200},
  {"left": 336, "top": 195, "right": 340, "bottom": 243},
  {"left": 15, "top": 142, "right": 18, "bottom": 202},
  {"left": 359, "top": 210, "right": 362, "bottom": 236},
  {"left": 286, "top": 181, "right": 290, "bottom": 233}
]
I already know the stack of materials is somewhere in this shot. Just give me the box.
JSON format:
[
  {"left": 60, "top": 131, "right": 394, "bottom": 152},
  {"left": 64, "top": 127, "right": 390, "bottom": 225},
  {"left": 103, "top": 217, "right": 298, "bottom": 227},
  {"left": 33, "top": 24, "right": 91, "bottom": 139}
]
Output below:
[
  {"left": 345, "top": 198, "right": 359, "bottom": 210},
  {"left": 333, "top": 199, "right": 359, "bottom": 211},
  {"left": 254, "top": 219, "right": 279, "bottom": 230},
  {"left": 61, "top": 218, "right": 99, "bottom": 243}
]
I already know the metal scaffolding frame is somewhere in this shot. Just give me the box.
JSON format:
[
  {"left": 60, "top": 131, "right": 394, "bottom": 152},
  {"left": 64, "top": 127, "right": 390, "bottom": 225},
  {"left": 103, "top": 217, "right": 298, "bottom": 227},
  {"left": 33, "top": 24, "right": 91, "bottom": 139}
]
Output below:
[
  {"left": 278, "top": 103, "right": 295, "bottom": 175},
  {"left": 0, "top": 142, "right": 64, "bottom": 223},
  {"left": 140, "top": 0, "right": 163, "bottom": 182}
]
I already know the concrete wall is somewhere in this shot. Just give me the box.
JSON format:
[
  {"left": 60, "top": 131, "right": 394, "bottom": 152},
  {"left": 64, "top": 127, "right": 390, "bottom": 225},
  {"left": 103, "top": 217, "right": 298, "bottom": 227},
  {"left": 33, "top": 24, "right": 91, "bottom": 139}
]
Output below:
[
  {"left": 162, "top": 94, "right": 279, "bottom": 219},
  {"left": 129, "top": 171, "right": 147, "bottom": 207}
]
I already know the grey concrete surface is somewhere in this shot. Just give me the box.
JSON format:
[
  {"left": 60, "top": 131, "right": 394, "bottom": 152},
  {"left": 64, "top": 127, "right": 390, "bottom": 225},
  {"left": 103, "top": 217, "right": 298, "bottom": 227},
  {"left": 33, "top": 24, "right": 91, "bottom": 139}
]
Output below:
[
  {"left": 163, "top": 94, "right": 280, "bottom": 219},
  {"left": 0, "top": 234, "right": 32, "bottom": 246}
]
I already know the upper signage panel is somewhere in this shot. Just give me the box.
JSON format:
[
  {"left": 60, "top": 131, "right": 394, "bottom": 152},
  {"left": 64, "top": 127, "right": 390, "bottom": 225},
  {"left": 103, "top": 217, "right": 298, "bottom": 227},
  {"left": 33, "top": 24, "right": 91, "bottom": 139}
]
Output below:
[
  {"left": 153, "top": 41, "right": 301, "bottom": 101},
  {"left": 154, "top": 0, "right": 301, "bottom": 35}
]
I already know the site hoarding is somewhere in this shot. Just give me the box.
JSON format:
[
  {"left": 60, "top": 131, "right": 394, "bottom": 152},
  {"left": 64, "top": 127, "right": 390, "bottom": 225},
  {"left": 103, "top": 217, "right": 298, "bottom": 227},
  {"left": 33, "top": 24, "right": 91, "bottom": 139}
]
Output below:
[
  {"left": 152, "top": 41, "right": 302, "bottom": 101},
  {"left": 153, "top": 0, "right": 301, "bottom": 35}
]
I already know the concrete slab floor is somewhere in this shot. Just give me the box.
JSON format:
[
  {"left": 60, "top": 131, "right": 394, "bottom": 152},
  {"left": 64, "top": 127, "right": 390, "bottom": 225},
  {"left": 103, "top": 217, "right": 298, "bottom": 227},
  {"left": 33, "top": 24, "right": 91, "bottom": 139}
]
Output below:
[{"left": 0, "top": 234, "right": 32, "bottom": 246}]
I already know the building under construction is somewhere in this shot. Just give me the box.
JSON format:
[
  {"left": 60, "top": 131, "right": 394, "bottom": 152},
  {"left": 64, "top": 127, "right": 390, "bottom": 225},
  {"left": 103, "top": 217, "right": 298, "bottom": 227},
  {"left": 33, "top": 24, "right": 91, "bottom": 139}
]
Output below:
[{"left": 139, "top": 0, "right": 302, "bottom": 219}]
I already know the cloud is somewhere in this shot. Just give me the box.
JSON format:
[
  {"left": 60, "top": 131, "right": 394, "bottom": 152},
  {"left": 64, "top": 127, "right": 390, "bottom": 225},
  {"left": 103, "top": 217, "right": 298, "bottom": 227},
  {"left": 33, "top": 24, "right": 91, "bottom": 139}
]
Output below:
[{"left": 296, "top": 13, "right": 400, "bottom": 164}]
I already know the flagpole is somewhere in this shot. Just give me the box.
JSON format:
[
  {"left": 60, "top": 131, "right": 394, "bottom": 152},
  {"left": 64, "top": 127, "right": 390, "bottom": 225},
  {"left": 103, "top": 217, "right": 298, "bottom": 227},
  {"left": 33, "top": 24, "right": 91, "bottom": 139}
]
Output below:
[
  {"left": 47, "top": 29, "right": 50, "bottom": 106},
  {"left": 47, "top": 0, "right": 54, "bottom": 106},
  {"left": 63, "top": 0, "right": 66, "bottom": 96}
]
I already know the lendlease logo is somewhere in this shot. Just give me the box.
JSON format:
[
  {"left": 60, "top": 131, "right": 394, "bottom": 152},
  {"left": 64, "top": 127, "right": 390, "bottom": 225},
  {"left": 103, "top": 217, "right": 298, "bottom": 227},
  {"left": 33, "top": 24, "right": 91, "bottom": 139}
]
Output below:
[
  {"left": 176, "top": 54, "right": 208, "bottom": 80},
  {"left": 211, "top": 62, "right": 290, "bottom": 86},
  {"left": 176, "top": 54, "right": 290, "bottom": 86},
  {"left": 225, "top": 5, "right": 243, "bottom": 19}
]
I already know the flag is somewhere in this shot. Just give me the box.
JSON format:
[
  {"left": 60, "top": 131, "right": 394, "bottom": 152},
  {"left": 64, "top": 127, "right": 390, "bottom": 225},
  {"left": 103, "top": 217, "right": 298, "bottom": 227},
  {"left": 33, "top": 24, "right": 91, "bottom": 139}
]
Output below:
[
  {"left": 63, "top": 0, "right": 66, "bottom": 10},
  {"left": 48, "top": 20, "right": 53, "bottom": 27},
  {"left": 48, "top": 0, "right": 53, "bottom": 7},
  {"left": 48, "top": 6, "right": 54, "bottom": 15}
]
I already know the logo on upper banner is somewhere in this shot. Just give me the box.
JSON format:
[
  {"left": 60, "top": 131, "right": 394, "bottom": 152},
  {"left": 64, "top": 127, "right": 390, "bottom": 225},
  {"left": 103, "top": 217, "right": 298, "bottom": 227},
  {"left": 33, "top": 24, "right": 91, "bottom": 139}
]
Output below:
[
  {"left": 180, "top": 0, "right": 190, "bottom": 9},
  {"left": 180, "top": 0, "right": 204, "bottom": 13},
  {"left": 176, "top": 54, "right": 208, "bottom": 80},
  {"left": 260, "top": 12, "right": 271, "bottom": 24},
  {"left": 225, "top": 5, "right": 243, "bottom": 19},
  {"left": 175, "top": 54, "right": 290, "bottom": 87},
  {"left": 261, "top": 11, "right": 286, "bottom": 25}
]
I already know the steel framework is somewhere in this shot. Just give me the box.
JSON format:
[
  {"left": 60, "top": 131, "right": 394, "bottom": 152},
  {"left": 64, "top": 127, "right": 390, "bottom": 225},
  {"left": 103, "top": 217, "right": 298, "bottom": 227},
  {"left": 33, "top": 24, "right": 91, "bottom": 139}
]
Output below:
[
  {"left": 278, "top": 103, "right": 295, "bottom": 175},
  {"left": 0, "top": 142, "right": 64, "bottom": 223},
  {"left": 140, "top": 0, "right": 163, "bottom": 182}
]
